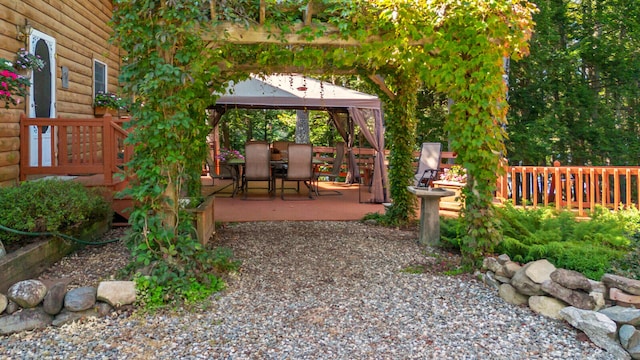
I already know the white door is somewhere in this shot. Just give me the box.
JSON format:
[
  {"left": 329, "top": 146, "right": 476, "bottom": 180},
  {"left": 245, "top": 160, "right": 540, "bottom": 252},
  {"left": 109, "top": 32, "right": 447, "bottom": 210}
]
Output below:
[{"left": 28, "top": 30, "right": 56, "bottom": 167}]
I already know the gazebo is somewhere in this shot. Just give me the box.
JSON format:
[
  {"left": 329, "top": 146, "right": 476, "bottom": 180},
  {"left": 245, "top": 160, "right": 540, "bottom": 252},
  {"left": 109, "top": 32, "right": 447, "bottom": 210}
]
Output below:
[{"left": 209, "top": 74, "right": 389, "bottom": 203}]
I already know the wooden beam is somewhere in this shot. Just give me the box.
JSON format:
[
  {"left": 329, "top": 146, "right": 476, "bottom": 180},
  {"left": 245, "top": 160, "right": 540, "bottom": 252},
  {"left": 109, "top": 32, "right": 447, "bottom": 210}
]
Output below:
[
  {"left": 210, "top": 0, "right": 216, "bottom": 21},
  {"left": 202, "top": 23, "right": 432, "bottom": 47},
  {"left": 203, "top": 22, "right": 359, "bottom": 46},
  {"left": 368, "top": 74, "right": 396, "bottom": 100}
]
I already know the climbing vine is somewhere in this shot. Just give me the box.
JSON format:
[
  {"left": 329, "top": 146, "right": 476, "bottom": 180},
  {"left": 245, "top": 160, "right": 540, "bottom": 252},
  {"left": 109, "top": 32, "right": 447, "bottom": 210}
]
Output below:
[{"left": 111, "top": 0, "right": 536, "bottom": 297}]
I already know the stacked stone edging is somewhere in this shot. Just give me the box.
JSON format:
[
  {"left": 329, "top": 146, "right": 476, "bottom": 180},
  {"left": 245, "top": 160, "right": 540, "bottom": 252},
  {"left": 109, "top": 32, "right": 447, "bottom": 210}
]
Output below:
[
  {"left": 0, "top": 279, "right": 135, "bottom": 335},
  {"left": 480, "top": 255, "right": 640, "bottom": 360}
]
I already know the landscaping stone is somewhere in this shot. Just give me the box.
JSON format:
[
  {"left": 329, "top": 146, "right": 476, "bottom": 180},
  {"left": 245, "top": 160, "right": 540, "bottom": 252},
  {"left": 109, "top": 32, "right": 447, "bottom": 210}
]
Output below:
[
  {"left": 591, "top": 291, "right": 606, "bottom": 311},
  {"left": 524, "top": 259, "right": 556, "bottom": 284},
  {"left": 502, "top": 261, "right": 522, "bottom": 278},
  {"left": 497, "top": 253, "right": 511, "bottom": 265},
  {"left": 5, "top": 300, "right": 18, "bottom": 314},
  {"left": 528, "top": 295, "right": 567, "bottom": 320},
  {"left": 52, "top": 308, "right": 100, "bottom": 327},
  {"left": 590, "top": 279, "right": 607, "bottom": 294},
  {"left": 611, "top": 288, "right": 640, "bottom": 306},
  {"left": 0, "top": 293, "right": 7, "bottom": 314},
  {"left": 64, "top": 286, "right": 96, "bottom": 312},
  {"left": 495, "top": 275, "right": 511, "bottom": 284},
  {"left": 7, "top": 279, "right": 47, "bottom": 308},
  {"left": 510, "top": 263, "right": 545, "bottom": 296},
  {"left": 599, "top": 306, "right": 640, "bottom": 326},
  {"left": 43, "top": 282, "right": 67, "bottom": 315},
  {"left": 541, "top": 280, "right": 597, "bottom": 310},
  {"left": 498, "top": 283, "right": 529, "bottom": 306},
  {"left": 559, "top": 306, "right": 631, "bottom": 360},
  {"left": 482, "top": 271, "right": 501, "bottom": 291},
  {"left": 97, "top": 281, "right": 136, "bottom": 307},
  {"left": 619, "top": 324, "right": 640, "bottom": 350},
  {"left": 0, "top": 308, "right": 53, "bottom": 335},
  {"left": 603, "top": 274, "right": 640, "bottom": 296},
  {"left": 95, "top": 302, "right": 114, "bottom": 317},
  {"left": 482, "top": 257, "right": 501, "bottom": 273},
  {"left": 551, "top": 268, "right": 591, "bottom": 291}
]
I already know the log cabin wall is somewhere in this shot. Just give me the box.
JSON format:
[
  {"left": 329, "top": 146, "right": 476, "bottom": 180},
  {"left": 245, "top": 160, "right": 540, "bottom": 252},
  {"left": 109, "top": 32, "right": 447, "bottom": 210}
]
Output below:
[{"left": 0, "top": 0, "right": 120, "bottom": 187}]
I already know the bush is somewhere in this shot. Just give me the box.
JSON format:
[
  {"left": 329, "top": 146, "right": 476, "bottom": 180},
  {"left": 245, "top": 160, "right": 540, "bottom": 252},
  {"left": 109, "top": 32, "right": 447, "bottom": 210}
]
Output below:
[
  {"left": 0, "top": 179, "right": 112, "bottom": 245},
  {"left": 441, "top": 203, "right": 639, "bottom": 280}
]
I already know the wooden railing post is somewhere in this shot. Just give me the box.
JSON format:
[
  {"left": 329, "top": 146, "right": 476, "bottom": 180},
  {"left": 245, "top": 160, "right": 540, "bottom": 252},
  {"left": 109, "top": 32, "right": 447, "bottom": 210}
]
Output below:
[{"left": 103, "top": 114, "right": 114, "bottom": 185}]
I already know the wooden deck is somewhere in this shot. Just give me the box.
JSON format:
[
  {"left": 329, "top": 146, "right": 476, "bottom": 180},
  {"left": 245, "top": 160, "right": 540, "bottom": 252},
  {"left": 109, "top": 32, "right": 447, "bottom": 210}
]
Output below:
[{"left": 204, "top": 177, "right": 387, "bottom": 222}]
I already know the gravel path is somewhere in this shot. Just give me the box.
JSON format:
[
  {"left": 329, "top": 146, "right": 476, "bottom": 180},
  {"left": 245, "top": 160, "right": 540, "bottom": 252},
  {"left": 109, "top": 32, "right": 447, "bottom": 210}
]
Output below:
[{"left": 0, "top": 221, "right": 616, "bottom": 359}]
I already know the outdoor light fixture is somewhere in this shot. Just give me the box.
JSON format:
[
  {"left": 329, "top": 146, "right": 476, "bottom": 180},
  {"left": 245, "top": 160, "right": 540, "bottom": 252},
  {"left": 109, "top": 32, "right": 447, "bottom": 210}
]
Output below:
[{"left": 16, "top": 20, "right": 32, "bottom": 41}]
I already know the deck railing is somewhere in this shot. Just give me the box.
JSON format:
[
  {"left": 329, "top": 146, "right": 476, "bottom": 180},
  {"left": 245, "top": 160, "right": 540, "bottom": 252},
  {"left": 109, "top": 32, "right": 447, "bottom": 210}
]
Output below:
[
  {"left": 19, "top": 114, "right": 132, "bottom": 185},
  {"left": 496, "top": 161, "right": 640, "bottom": 216}
]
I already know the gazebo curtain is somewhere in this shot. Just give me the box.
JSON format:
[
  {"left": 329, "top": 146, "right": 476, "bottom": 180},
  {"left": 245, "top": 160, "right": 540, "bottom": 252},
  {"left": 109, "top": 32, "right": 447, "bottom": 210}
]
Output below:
[{"left": 348, "top": 107, "right": 389, "bottom": 203}]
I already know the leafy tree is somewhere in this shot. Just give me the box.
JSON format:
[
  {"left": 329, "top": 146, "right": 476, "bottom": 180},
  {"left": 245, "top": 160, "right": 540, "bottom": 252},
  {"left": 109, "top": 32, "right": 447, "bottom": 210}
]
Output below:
[{"left": 508, "top": 0, "right": 640, "bottom": 166}]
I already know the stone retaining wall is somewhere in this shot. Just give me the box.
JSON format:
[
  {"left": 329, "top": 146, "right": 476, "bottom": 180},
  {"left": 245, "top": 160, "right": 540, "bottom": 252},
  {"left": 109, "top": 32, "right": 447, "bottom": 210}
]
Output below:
[
  {"left": 480, "top": 255, "right": 640, "bottom": 360},
  {"left": 0, "top": 279, "right": 135, "bottom": 335}
]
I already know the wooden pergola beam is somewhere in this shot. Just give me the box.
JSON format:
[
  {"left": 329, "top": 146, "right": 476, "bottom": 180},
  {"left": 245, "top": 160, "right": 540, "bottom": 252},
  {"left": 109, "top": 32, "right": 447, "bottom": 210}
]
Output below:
[{"left": 203, "top": 23, "right": 431, "bottom": 47}]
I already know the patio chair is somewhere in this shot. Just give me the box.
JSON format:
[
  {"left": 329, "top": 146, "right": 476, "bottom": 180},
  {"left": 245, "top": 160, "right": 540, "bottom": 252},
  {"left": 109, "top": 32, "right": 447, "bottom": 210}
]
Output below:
[
  {"left": 206, "top": 157, "right": 239, "bottom": 197},
  {"left": 272, "top": 140, "right": 293, "bottom": 159},
  {"left": 414, "top": 142, "right": 442, "bottom": 188},
  {"left": 243, "top": 141, "right": 274, "bottom": 199},
  {"left": 315, "top": 142, "right": 345, "bottom": 196},
  {"left": 281, "top": 143, "right": 315, "bottom": 200}
]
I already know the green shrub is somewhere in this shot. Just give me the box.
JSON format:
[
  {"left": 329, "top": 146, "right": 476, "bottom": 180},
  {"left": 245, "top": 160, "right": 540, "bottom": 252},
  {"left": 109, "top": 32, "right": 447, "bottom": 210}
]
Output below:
[
  {"left": 442, "top": 204, "right": 639, "bottom": 280},
  {"left": 0, "top": 179, "right": 112, "bottom": 245},
  {"left": 124, "top": 228, "right": 241, "bottom": 310}
]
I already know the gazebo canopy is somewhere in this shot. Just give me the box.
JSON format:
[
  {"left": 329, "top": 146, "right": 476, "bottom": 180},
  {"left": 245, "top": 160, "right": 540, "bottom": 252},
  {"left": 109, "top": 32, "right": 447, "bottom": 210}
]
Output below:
[
  {"left": 214, "top": 74, "right": 381, "bottom": 111},
  {"left": 211, "top": 74, "right": 389, "bottom": 203}
]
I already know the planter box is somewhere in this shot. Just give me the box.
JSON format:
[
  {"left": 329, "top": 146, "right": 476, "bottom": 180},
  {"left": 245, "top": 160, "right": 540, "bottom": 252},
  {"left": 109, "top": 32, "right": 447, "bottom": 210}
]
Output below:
[
  {"left": 187, "top": 195, "right": 215, "bottom": 246},
  {"left": 0, "top": 218, "right": 111, "bottom": 293},
  {"left": 433, "top": 180, "right": 465, "bottom": 211},
  {"left": 94, "top": 106, "right": 118, "bottom": 117}
]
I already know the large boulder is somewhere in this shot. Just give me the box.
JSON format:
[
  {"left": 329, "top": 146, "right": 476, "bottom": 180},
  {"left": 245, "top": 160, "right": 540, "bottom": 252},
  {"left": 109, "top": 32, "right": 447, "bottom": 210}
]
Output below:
[
  {"left": 511, "top": 263, "right": 545, "bottom": 296},
  {"left": 64, "top": 286, "right": 96, "bottom": 312},
  {"left": 603, "top": 274, "right": 640, "bottom": 296},
  {"left": 7, "top": 280, "right": 48, "bottom": 308},
  {"left": 528, "top": 295, "right": 567, "bottom": 320},
  {"left": 559, "top": 307, "right": 631, "bottom": 360},
  {"left": 97, "top": 281, "right": 136, "bottom": 307},
  {"left": 0, "top": 308, "right": 53, "bottom": 335},
  {"left": 499, "top": 283, "right": 529, "bottom": 306},
  {"left": 599, "top": 306, "right": 640, "bottom": 326},
  {"left": 525, "top": 259, "right": 557, "bottom": 284},
  {"left": 550, "top": 268, "right": 591, "bottom": 291},
  {"left": 541, "top": 280, "right": 597, "bottom": 310}
]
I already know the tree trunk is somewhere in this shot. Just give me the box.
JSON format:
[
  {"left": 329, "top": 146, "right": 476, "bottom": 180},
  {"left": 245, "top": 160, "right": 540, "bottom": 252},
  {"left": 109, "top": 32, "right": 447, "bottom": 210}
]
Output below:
[{"left": 295, "top": 110, "right": 310, "bottom": 143}]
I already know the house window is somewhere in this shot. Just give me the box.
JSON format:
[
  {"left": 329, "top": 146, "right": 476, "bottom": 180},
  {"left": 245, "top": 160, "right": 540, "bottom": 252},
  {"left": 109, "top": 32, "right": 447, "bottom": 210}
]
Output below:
[{"left": 93, "top": 59, "right": 107, "bottom": 95}]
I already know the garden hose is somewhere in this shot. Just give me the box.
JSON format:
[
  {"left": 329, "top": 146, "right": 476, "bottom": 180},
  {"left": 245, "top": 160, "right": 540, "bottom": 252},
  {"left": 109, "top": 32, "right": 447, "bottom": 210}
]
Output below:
[{"left": 0, "top": 224, "right": 121, "bottom": 246}]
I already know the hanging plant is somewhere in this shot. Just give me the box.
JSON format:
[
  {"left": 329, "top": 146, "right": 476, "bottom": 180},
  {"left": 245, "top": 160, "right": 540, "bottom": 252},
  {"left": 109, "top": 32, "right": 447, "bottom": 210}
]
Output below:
[
  {"left": 14, "top": 48, "right": 45, "bottom": 72},
  {"left": 0, "top": 59, "right": 31, "bottom": 109}
]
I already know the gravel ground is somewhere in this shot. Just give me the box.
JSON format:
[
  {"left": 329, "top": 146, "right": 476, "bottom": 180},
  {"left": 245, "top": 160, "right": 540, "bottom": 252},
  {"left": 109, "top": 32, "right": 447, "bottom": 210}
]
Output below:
[{"left": 0, "top": 221, "right": 617, "bottom": 359}]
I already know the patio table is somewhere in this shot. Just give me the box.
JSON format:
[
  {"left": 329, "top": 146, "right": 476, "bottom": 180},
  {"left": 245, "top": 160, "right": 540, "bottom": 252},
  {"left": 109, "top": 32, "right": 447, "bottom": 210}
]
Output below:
[{"left": 226, "top": 158, "right": 322, "bottom": 196}]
